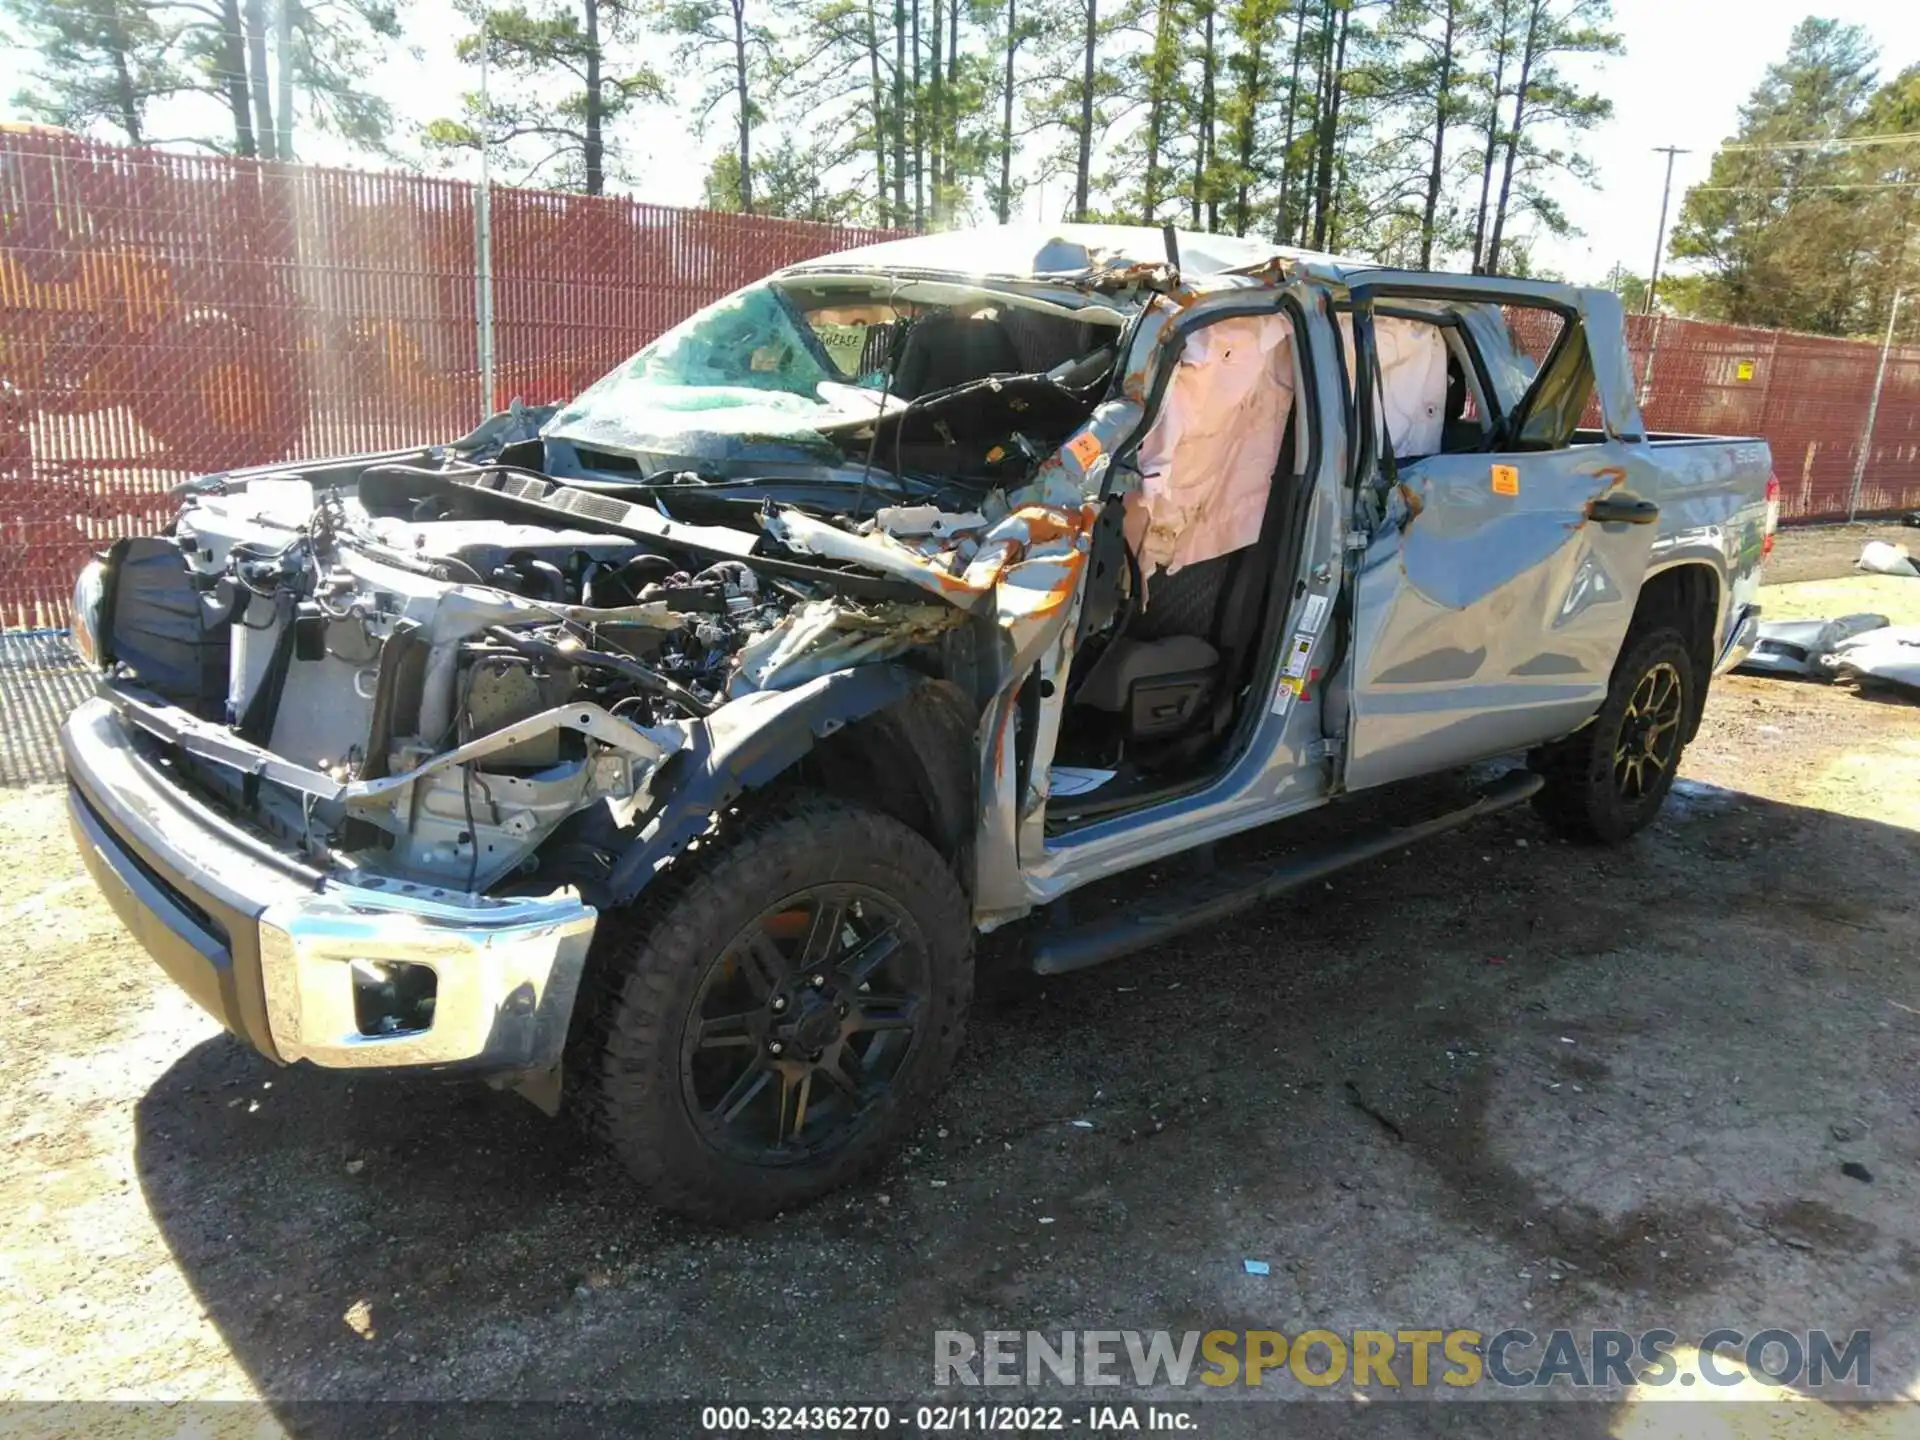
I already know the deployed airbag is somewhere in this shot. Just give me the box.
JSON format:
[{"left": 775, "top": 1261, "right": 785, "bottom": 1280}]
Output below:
[
  {"left": 1338, "top": 314, "right": 1449, "bottom": 458},
  {"left": 1124, "top": 313, "right": 1295, "bottom": 579}
]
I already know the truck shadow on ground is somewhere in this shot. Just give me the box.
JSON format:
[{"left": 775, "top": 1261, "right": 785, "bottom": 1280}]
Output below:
[{"left": 133, "top": 770, "right": 1920, "bottom": 1430}]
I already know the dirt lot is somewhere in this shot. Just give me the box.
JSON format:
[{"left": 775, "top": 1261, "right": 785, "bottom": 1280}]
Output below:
[
  {"left": 1754, "top": 520, "right": 1918, "bottom": 587},
  {"left": 3, "top": 535, "right": 1919, "bottom": 1432}
]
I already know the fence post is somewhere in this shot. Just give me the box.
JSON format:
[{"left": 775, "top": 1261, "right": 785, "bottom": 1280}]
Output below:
[
  {"left": 473, "top": 47, "right": 497, "bottom": 419},
  {"left": 1848, "top": 290, "right": 1903, "bottom": 523}
]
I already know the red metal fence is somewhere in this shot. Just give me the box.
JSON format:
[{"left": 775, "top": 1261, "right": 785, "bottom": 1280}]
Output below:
[
  {"left": 3, "top": 131, "right": 1918, "bottom": 627},
  {"left": 0, "top": 133, "right": 893, "bottom": 627},
  {"left": 1620, "top": 313, "right": 1920, "bottom": 523}
]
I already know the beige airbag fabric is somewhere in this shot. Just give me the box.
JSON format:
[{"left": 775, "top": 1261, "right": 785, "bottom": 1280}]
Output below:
[
  {"left": 1124, "top": 313, "right": 1296, "bottom": 580},
  {"left": 1337, "top": 314, "right": 1449, "bottom": 458}
]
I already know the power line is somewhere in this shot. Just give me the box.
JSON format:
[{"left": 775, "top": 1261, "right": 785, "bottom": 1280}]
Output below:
[
  {"left": 1718, "top": 131, "right": 1920, "bottom": 154},
  {"left": 1691, "top": 180, "right": 1920, "bottom": 193}
]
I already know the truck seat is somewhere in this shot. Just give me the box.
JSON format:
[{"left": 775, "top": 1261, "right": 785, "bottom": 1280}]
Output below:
[
  {"left": 891, "top": 315, "right": 1023, "bottom": 400},
  {"left": 1071, "top": 416, "right": 1295, "bottom": 748}
]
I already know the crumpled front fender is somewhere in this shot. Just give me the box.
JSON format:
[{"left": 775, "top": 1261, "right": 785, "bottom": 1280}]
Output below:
[{"left": 603, "top": 663, "right": 924, "bottom": 906}]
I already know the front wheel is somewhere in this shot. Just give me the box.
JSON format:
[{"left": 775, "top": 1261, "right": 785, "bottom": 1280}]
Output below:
[
  {"left": 575, "top": 793, "right": 972, "bottom": 1223},
  {"left": 1530, "top": 628, "right": 1695, "bottom": 844}
]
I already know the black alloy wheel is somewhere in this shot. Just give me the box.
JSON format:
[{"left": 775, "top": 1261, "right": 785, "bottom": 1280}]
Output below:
[
  {"left": 1531, "top": 627, "right": 1696, "bottom": 844},
  {"left": 683, "top": 886, "right": 928, "bottom": 1164},
  {"left": 577, "top": 792, "right": 972, "bottom": 1222}
]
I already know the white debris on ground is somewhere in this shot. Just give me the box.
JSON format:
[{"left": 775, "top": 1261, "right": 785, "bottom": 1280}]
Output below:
[{"left": 1858, "top": 540, "right": 1919, "bottom": 578}]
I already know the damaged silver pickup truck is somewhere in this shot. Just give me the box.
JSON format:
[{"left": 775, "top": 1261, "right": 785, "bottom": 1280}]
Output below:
[{"left": 62, "top": 224, "right": 1774, "bottom": 1220}]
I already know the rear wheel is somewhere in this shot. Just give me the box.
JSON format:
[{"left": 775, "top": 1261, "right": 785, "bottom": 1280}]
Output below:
[
  {"left": 1530, "top": 628, "right": 1694, "bottom": 844},
  {"left": 576, "top": 793, "right": 972, "bottom": 1223}
]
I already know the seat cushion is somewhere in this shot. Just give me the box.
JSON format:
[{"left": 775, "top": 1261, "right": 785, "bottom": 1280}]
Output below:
[{"left": 1132, "top": 555, "right": 1233, "bottom": 642}]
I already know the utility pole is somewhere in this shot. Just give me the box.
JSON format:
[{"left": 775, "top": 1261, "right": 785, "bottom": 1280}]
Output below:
[
  {"left": 1645, "top": 146, "right": 1689, "bottom": 315},
  {"left": 1849, "top": 289, "right": 1904, "bottom": 522}
]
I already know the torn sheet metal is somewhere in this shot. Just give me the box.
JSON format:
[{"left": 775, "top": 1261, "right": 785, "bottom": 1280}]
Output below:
[
  {"left": 729, "top": 599, "right": 962, "bottom": 694},
  {"left": 874, "top": 504, "right": 993, "bottom": 538},
  {"left": 1124, "top": 311, "right": 1297, "bottom": 579},
  {"left": 1823, "top": 626, "right": 1920, "bottom": 699},
  {"left": 762, "top": 507, "right": 993, "bottom": 610},
  {"left": 762, "top": 500, "right": 1099, "bottom": 663},
  {"left": 1737, "top": 614, "right": 1890, "bottom": 680}
]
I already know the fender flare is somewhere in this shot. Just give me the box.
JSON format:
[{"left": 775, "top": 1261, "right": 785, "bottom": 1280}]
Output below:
[{"left": 604, "top": 663, "right": 925, "bottom": 907}]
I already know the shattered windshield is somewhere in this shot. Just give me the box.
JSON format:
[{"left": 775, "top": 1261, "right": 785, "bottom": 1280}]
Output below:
[{"left": 546, "top": 280, "right": 906, "bottom": 450}]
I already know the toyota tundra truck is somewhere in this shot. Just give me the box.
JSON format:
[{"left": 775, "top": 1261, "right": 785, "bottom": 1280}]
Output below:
[{"left": 60, "top": 224, "right": 1774, "bottom": 1221}]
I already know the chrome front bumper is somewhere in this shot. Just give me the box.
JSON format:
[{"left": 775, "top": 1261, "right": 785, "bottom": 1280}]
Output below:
[
  {"left": 258, "top": 885, "right": 596, "bottom": 1069},
  {"left": 63, "top": 695, "right": 597, "bottom": 1077}
]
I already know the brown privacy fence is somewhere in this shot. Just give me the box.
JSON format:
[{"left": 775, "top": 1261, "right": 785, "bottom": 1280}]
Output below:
[{"left": 3, "top": 130, "right": 1918, "bottom": 627}]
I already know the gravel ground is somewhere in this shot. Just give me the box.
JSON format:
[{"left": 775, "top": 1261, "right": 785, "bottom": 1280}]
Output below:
[{"left": 3, "top": 534, "right": 1918, "bottom": 1434}]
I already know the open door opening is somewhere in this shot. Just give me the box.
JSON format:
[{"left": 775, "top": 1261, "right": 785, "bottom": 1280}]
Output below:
[{"left": 1045, "top": 299, "right": 1317, "bottom": 826}]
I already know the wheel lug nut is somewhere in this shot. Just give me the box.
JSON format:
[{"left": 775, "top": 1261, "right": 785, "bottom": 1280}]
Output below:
[
  {"left": 771, "top": 996, "right": 787, "bottom": 1013},
  {"left": 768, "top": 1040, "right": 784, "bottom": 1055},
  {"left": 810, "top": 973, "right": 826, "bottom": 988}
]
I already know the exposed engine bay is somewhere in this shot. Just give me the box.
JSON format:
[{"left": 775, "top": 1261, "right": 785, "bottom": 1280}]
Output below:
[{"left": 96, "top": 451, "right": 1017, "bottom": 898}]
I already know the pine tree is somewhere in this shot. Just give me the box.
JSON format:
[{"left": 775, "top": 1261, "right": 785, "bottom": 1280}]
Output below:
[
  {"left": 426, "top": 0, "right": 662, "bottom": 194},
  {"left": 1473, "top": 0, "right": 1618, "bottom": 273},
  {"left": 3, "top": 0, "right": 187, "bottom": 146},
  {"left": 1668, "top": 18, "right": 1884, "bottom": 332}
]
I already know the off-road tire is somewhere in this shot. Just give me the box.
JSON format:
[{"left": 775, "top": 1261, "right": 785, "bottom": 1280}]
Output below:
[
  {"left": 1530, "top": 627, "right": 1695, "bottom": 845},
  {"left": 574, "top": 791, "right": 972, "bottom": 1223}
]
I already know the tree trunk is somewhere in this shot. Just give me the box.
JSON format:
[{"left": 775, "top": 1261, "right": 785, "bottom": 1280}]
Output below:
[
  {"left": 733, "top": 0, "right": 752, "bottom": 212},
  {"left": 1191, "top": 1, "right": 1216, "bottom": 229},
  {"left": 893, "top": 0, "right": 907, "bottom": 223},
  {"left": 1141, "top": 0, "right": 1175, "bottom": 222},
  {"left": 998, "top": 0, "right": 1015, "bottom": 222},
  {"left": 1303, "top": 0, "right": 1333, "bottom": 244},
  {"left": 1470, "top": 0, "right": 1512, "bottom": 272},
  {"left": 1232, "top": 32, "right": 1263, "bottom": 235},
  {"left": 943, "top": 0, "right": 959, "bottom": 201},
  {"left": 1484, "top": 0, "right": 1539, "bottom": 274},
  {"left": 1275, "top": 0, "right": 1307, "bottom": 242},
  {"left": 583, "top": 0, "right": 604, "bottom": 193},
  {"left": 928, "top": 0, "right": 942, "bottom": 224},
  {"left": 868, "top": 0, "right": 888, "bottom": 216},
  {"left": 108, "top": 22, "right": 142, "bottom": 145},
  {"left": 1073, "top": 0, "right": 1095, "bottom": 220},
  {"left": 245, "top": 0, "right": 274, "bottom": 159},
  {"left": 217, "top": 0, "right": 257, "bottom": 157},
  {"left": 910, "top": 0, "right": 924, "bottom": 228},
  {"left": 1419, "top": 0, "right": 1457, "bottom": 268},
  {"left": 274, "top": 0, "right": 294, "bottom": 158},
  {"left": 1309, "top": 0, "right": 1347, "bottom": 250}
]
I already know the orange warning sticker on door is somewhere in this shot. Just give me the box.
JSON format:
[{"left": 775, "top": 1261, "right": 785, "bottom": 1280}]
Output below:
[
  {"left": 1491, "top": 464, "right": 1520, "bottom": 496},
  {"left": 1067, "top": 431, "right": 1104, "bottom": 469}
]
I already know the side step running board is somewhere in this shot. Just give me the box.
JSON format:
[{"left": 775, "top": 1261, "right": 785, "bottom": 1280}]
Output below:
[{"left": 1028, "top": 769, "right": 1544, "bottom": 976}]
